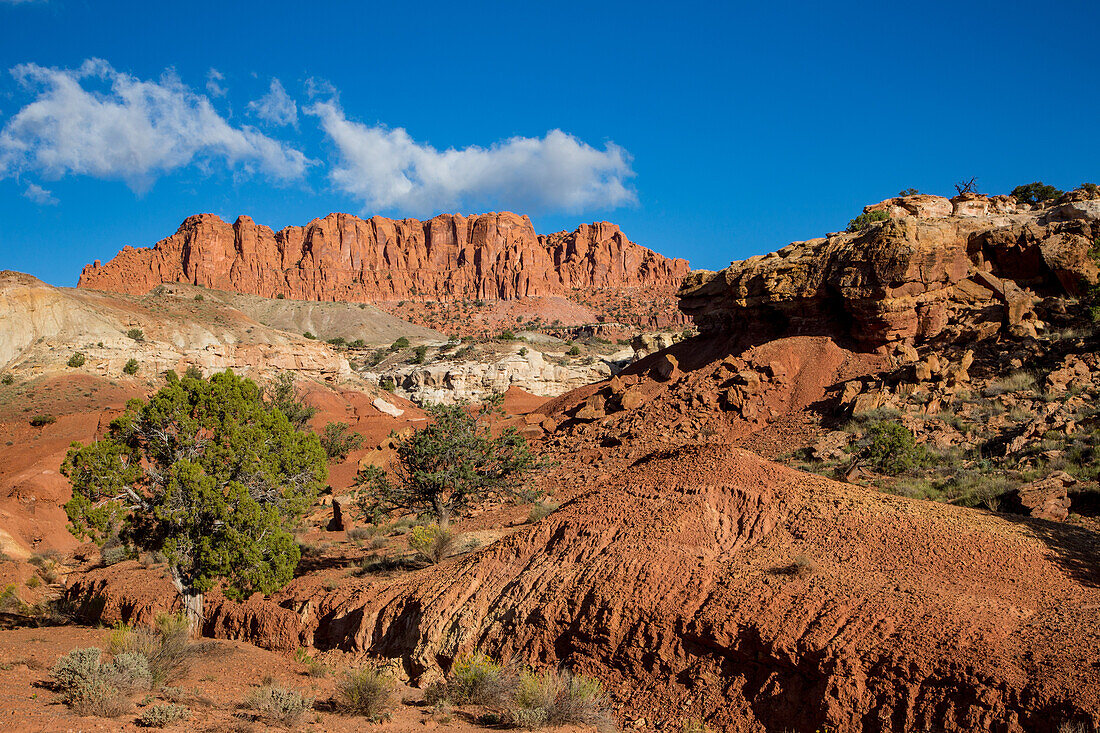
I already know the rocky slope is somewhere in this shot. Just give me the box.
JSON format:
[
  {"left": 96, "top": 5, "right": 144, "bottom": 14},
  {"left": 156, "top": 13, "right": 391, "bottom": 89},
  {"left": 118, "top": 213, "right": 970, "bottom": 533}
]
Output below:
[
  {"left": 77, "top": 212, "right": 690, "bottom": 307},
  {"left": 679, "top": 191, "right": 1100, "bottom": 349}
]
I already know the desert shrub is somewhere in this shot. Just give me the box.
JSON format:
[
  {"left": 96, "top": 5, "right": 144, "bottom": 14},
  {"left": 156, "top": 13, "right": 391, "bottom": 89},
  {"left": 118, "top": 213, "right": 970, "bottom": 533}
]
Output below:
[
  {"left": 984, "top": 371, "right": 1036, "bottom": 395},
  {"left": 519, "top": 347, "right": 529, "bottom": 357},
  {"left": 567, "top": 345, "right": 581, "bottom": 356},
  {"left": 108, "top": 612, "right": 196, "bottom": 687},
  {"left": 138, "top": 703, "right": 189, "bottom": 727},
  {"left": 29, "top": 414, "right": 56, "bottom": 427},
  {"left": 498, "top": 330, "right": 516, "bottom": 340},
  {"left": 0, "top": 584, "right": 23, "bottom": 613},
  {"left": 327, "top": 336, "right": 346, "bottom": 347},
  {"left": 265, "top": 373, "right": 318, "bottom": 430},
  {"left": 303, "top": 331, "right": 316, "bottom": 340},
  {"left": 276, "top": 293, "right": 286, "bottom": 299},
  {"left": 49, "top": 647, "right": 151, "bottom": 717},
  {"left": 508, "top": 669, "right": 614, "bottom": 731},
  {"left": 526, "top": 501, "right": 559, "bottom": 524},
  {"left": 294, "top": 647, "right": 329, "bottom": 677},
  {"left": 354, "top": 399, "right": 542, "bottom": 526},
  {"left": 350, "top": 339, "right": 366, "bottom": 348},
  {"left": 1011, "top": 182, "right": 1063, "bottom": 205},
  {"left": 410, "top": 345, "right": 429, "bottom": 364},
  {"left": 68, "top": 352, "right": 86, "bottom": 368},
  {"left": 333, "top": 666, "right": 394, "bottom": 718},
  {"left": 1080, "top": 182, "right": 1100, "bottom": 197},
  {"left": 390, "top": 337, "right": 410, "bottom": 351},
  {"left": 25, "top": 575, "right": 42, "bottom": 588},
  {"left": 863, "top": 421, "right": 927, "bottom": 475},
  {"left": 846, "top": 209, "right": 889, "bottom": 232},
  {"left": 898, "top": 187, "right": 919, "bottom": 196},
  {"left": 1, "top": 374, "right": 13, "bottom": 385},
  {"left": 245, "top": 682, "right": 313, "bottom": 726},
  {"left": 193, "top": 294, "right": 204, "bottom": 302},
  {"left": 408, "top": 524, "right": 458, "bottom": 564},
  {"left": 320, "top": 422, "right": 364, "bottom": 462},
  {"left": 346, "top": 526, "right": 378, "bottom": 542},
  {"left": 380, "top": 377, "right": 396, "bottom": 392},
  {"left": 123, "top": 359, "right": 140, "bottom": 376},
  {"left": 427, "top": 653, "right": 510, "bottom": 706},
  {"left": 126, "top": 328, "right": 145, "bottom": 342}
]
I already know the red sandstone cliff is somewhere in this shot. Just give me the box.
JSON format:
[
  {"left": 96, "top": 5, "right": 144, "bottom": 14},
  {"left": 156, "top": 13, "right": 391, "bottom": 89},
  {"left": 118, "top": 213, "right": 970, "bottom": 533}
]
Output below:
[{"left": 77, "top": 212, "right": 690, "bottom": 302}]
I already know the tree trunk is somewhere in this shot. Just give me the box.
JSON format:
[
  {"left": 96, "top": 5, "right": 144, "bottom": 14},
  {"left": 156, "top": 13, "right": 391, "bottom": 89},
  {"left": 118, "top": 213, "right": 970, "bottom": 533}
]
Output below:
[{"left": 169, "top": 566, "right": 204, "bottom": 636}]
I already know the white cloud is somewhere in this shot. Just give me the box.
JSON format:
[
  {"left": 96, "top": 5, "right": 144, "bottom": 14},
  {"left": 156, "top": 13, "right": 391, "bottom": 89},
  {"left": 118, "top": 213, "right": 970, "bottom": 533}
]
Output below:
[
  {"left": 1, "top": 1, "right": 49, "bottom": 5},
  {"left": 22, "top": 182, "right": 57, "bottom": 205},
  {"left": 0, "top": 59, "right": 310, "bottom": 191},
  {"left": 306, "top": 101, "right": 636, "bottom": 215},
  {"left": 205, "top": 68, "right": 226, "bottom": 98},
  {"left": 248, "top": 78, "right": 297, "bottom": 126}
]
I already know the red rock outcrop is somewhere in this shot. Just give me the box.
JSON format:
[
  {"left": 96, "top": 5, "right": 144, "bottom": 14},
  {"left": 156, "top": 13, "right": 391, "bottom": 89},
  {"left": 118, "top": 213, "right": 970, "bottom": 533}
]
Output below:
[
  {"left": 679, "top": 192, "right": 1100, "bottom": 348},
  {"left": 78, "top": 212, "right": 690, "bottom": 303}
]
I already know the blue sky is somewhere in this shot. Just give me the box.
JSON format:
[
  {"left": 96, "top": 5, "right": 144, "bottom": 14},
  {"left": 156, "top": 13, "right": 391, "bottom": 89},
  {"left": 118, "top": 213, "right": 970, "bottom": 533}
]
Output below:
[{"left": 1, "top": 0, "right": 1098, "bottom": 286}]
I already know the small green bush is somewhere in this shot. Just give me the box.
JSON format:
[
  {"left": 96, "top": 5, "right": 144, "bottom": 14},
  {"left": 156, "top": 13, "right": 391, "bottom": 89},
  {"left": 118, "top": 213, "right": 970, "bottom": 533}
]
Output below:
[
  {"left": 101, "top": 545, "right": 132, "bottom": 567},
  {"left": 498, "top": 330, "right": 516, "bottom": 340},
  {"left": 410, "top": 345, "right": 429, "bottom": 364},
  {"left": 1011, "top": 182, "right": 1063, "bottom": 205},
  {"left": 333, "top": 666, "right": 394, "bottom": 719},
  {"left": 847, "top": 209, "right": 889, "bottom": 232},
  {"left": 68, "top": 352, "right": 86, "bottom": 368},
  {"left": 1081, "top": 182, "right": 1100, "bottom": 197},
  {"left": 303, "top": 332, "right": 316, "bottom": 340},
  {"left": 328, "top": 336, "right": 347, "bottom": 347},
  {"left": 898, "top": 187, "right": 919, "bottom": 196},
  {"left": 1, "top": 374, "right": 13, "bottom": 385},
  {"left": 390, "top": 337, "right": 410, "bottom": 351},
  {"left": 245, "top": 683, "right": 313, "bottom": 726},
  {"left": 408, "top": 524, "right": 458, "bottom": 564},
  {"left": 126, "top": 329, "right": 145, "bottom": 342},
  {"left": 380, "top": 377, "right": 396, "bottom": 392},
  {"left": 138, "top": 703, "right": 189, "bottom": 727},
  {"left": 350, "top": 339, "right": 366, "bottom": 348},
  {"left": 567, "top": 345, "right": 581, "bottom": 356},
  {"left": 29, "top": 414, "right": 56, "bottom": 427},
  {"left": 276, "top": 293, "right": 286, "bottom": 299},
  {"left": 519, "top": 347, "right": 529, "bottom": 357},
  {"left": 193, "top": 294, "right": 204, "bottom": 302},
  {"left": 123, "top": 359, "right": 140, "bottom": 376},
  {"left": 863, "top": 421, "right": 927, "bottom": 475},
  {"left": 320, "top": 422, "right": 364, "bottom": 462},
  {"left": 432, "top": 653, "right": 509, "bottom": 706}
]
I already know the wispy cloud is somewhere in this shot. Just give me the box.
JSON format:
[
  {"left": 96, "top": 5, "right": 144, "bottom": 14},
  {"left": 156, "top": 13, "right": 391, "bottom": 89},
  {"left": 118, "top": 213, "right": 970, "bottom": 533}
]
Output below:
[
  {"left": 205, "top": 68, "right": 227, "bottom": 98},
  {"left": 248, "top": 78, "right": 297, "bottom": 126},
  {"left": 22, "top": 182, "right": 57, "bottom": 205},
  {"left": 306, "top": 101, "right": 636, "bottom": 215},
  {"left": 0, "top": 59, "right": 310, "bottom": 191}
]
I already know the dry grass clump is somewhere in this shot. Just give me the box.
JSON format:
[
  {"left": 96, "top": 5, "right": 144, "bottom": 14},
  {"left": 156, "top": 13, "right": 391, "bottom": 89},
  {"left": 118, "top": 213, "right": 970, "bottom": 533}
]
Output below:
[
  {"left": 508, "top": 669, "right": 615, "bottom": 731},
  {"left": 426, "top": 654, "right": 615, "bottom": 731},
  {"left": 333, "top": 665, "right": 395, "bottom": 719},
  {"left": 108, "top": 612, "right": 197, "bottom": 687},
  {"left": 984, "top": 371, "right": 1036, "bottom": 395},
  {"left": 526, "top": 501, "right": 559, "bottom": 524},
  {"left": 245, "top": 682, "right": 314, "bottom": 726}
]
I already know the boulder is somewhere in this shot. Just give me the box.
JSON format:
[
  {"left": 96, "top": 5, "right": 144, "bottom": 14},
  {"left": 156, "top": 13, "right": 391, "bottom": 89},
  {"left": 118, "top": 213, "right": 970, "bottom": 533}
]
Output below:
[
  {"left": 650, "top": 354, "right": 681, "bottom": 382},
  {"left": 1014, "top": 471, "right": 1075, "bottom": 521}
]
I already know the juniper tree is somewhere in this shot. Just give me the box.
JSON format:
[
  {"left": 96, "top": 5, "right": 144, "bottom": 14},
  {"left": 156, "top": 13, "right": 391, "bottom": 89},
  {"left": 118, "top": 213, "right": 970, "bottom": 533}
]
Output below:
[
  {"left": 355, "top": 399, "right": 541, "bottom": 526},
  {"left": 61, "top": 370, "right": 327, "bottom": 630}
]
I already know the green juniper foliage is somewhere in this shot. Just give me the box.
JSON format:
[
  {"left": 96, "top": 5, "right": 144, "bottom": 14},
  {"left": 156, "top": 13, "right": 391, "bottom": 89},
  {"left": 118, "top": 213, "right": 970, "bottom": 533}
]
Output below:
[
  {"left": 61, "top": 370, "right": 327, "bottom": 628},
  {"left": 355, "top": 398, "right": 541, "bottom": 525},
  {"left": 1010, "top": 181, "right": 1063, "bottom": 205}
]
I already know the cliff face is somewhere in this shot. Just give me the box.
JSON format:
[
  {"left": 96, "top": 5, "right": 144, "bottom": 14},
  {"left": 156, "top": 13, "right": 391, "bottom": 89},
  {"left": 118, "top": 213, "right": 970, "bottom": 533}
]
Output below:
[
  {"left": 679, "top": 192, "right": 1100, "bottom": 348},
  {"left": 78, "top": 212, "right": 690, "bottom": 302}
]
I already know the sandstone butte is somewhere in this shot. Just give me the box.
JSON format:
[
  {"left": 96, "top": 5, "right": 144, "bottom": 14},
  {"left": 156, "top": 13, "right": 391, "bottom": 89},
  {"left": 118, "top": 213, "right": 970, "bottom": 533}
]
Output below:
[{"left": 76, "top": 211, "right": 691, "bottom": 303}]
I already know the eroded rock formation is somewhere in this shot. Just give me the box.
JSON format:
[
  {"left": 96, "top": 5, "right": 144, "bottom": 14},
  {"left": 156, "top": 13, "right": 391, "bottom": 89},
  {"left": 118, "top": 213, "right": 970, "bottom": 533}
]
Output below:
[
  {"left": 78, "top": 212, "right": 690, "bottom": 303},
  {"left": 679, "top": 192, "right": 1100, "bottom": 348}
]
